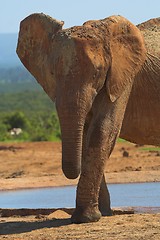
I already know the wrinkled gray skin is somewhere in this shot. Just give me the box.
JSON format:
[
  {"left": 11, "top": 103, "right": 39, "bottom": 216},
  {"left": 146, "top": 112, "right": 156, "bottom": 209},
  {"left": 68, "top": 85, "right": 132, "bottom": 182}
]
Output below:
[{"left": 16, "top": 14, "right": 160, "bottom": 223}]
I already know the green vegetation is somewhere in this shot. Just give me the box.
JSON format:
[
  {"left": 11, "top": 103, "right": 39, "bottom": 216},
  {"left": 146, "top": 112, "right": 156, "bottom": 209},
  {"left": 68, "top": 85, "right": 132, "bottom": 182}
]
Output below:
[
  {"left": 0, "top": 66, "right": 34, "bottom": 83},
  {"left": 0, "top": 107, "right": 61, "bottom": 142},
  {"left": 117, "top": 138, "right": 126, "bottom": 143},
  {"left": 0, "top": 70, "right": 61, "bottom": 142},
  {"left": 140, "top": 146, "right": 160, "bottom": 151},
  {"left": 0, "top": 91, "right": 54, "bottom": 113},
  {"left": 0, "top": 81, "right": 41, "bottom": 93}
]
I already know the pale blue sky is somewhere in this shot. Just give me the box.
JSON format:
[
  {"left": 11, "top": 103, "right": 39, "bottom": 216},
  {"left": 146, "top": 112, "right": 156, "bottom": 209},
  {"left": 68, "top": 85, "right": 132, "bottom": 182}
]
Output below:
[{"left": 0, "top": 0, "right": 160, "bottom": 33}]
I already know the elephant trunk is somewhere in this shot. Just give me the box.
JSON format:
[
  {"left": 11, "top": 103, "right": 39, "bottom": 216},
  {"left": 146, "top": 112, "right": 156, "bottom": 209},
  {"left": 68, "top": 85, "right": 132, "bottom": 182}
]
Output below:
[
  {"left": 56, "top": 86, "right": 97, "bottom": 180},
  {"left": 60, "top": 116, "right": 84, "bottom": 179}
]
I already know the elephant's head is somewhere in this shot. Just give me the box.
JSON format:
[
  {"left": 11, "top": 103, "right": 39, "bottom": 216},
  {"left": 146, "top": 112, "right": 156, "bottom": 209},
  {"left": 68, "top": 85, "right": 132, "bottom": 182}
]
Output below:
[{"left": 17, "top": 14, "right": 146, "bottom": 179}]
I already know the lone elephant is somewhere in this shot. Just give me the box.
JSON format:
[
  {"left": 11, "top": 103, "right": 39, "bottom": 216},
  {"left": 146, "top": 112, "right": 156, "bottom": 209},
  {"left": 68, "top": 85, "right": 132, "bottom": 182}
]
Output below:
[{"left": 16, "top": 14, "right": 160, "bottom": 223}]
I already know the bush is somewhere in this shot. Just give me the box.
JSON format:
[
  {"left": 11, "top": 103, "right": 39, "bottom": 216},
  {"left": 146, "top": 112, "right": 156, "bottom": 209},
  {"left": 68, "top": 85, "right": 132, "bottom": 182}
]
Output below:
[
  {"left": 0, "top": 123, "right": 9, "bottom": 141},
  {"left": 4, "top": 111, "right": 30, "bottom": 130},
  {"left": 0, "top": 110, "right": 61, "bottom": 142}
]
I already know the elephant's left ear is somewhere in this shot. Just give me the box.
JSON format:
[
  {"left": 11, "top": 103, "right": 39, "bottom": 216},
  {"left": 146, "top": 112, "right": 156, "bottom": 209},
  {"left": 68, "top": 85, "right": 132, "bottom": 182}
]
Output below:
[{"left": 106, "top": 17, "right": 146, "bottom": 102}]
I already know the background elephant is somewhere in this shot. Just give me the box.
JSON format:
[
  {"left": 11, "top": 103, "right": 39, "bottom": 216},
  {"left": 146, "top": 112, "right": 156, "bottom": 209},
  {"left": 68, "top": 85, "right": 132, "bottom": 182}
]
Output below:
[
  {"left": 120, "top": 18, "right": 160, "bottom": 145},
  {"left": 16, "top": 14, "right": 160, "bottom": 223}
]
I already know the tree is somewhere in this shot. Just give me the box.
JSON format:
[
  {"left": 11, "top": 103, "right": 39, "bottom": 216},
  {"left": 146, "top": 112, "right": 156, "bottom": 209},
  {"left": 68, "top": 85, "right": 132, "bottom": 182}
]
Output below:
[
  {"left": 4, "top": 111, "right": 30, "bottom": 130},
  {"left": 47, "top": 112, "right": 61, "bottom": 139},
  {"left": 0, "top": 123, "right": 8, "bottom": 141}
]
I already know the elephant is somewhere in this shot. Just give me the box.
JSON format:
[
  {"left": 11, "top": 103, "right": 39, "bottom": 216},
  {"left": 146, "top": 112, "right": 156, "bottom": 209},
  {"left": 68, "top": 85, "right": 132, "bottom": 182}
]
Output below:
[{"left": 16, "top": 13, "right": 160, "bottom": 223}]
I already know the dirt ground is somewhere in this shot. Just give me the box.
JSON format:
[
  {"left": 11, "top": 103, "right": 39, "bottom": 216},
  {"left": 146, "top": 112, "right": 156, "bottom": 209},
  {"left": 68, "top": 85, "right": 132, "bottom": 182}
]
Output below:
[{"left": 0, "top": 141, "right": 160, "bottom": 239}]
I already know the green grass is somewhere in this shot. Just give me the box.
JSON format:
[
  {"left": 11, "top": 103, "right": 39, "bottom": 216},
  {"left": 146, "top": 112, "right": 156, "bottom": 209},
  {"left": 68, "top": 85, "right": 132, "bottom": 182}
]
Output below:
[
  {"left": 49, "top": 135, "right": 61, "bottom": 142},
  {"left": 117, "top": 138, "right": 127, "bottom": 143},
  {"left": 0, "top": 135, "right": 61, "bottom": 143},
  {"left": 140, "top": 146, "right": 160, "bottom": 151}
]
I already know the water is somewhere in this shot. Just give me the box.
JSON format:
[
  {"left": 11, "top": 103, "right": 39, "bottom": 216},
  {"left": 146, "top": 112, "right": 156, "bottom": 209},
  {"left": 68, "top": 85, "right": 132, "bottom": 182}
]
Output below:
[
  {"left": 0, "top": 182, "right": 159, "bottom": 209},
  {"left": 108, "top": 182, "right": 160, "bottom": 208}
]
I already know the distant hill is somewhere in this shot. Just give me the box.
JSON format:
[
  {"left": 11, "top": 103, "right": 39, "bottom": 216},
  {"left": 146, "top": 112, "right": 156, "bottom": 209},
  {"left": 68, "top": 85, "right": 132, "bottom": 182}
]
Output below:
[
  {"left": 0, "top": 66, "right": 35, "bottom": 83},
  {"left": 0, "top": 33, "right": 21, "bottom": 68},
  {"left": 0, "top": 33, "right": 36, "bottom": 84}
]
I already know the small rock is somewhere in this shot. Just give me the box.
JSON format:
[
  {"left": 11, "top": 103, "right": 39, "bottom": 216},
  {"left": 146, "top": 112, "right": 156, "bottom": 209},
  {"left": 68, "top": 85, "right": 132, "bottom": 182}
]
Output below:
[
  {"left": 35, "top": 214, "right": 46, "bottom": 219},
  {"left": 123, "top": 150, "right": 129, "bottom": 157},
  {"left": 120, "top": 147, "right": 125, "bottom": 151},
  {"left": 135, "top": 167, "right": 142, "bottom": 171},
  {"left": 134, "top": 144, "right": 144, "bottom": 148}
]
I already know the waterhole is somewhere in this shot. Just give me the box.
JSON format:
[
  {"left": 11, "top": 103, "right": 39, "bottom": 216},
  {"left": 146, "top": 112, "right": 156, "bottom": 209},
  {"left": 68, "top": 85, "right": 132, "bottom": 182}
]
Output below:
[{"left": 0, "top": 182, "right": 159, "bottom": 209}]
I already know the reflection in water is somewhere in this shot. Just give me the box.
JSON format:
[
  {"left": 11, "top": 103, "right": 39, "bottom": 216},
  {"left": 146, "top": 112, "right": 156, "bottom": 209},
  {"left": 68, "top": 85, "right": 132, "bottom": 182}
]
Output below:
[{"left": 0, "top": 182, "right": 159, "bottom": 209}]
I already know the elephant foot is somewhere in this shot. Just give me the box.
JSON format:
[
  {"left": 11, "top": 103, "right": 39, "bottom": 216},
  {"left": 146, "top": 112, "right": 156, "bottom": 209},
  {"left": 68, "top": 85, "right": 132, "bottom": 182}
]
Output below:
[
  {"left": 99, "top": 206, "right": 112, "bottom": 216},
  {"left": 71, "top": 206, "right": 101, "bottom": 224}
]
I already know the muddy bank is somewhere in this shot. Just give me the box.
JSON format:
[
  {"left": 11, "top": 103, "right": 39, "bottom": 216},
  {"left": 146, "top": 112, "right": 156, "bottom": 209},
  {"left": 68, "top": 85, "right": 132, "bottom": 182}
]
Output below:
[
  {"left": 0, "top": 141, "right": 160, "bottom": 190},
  {"left": 0, "top": 141, "right": 160, "bottom": 239},
  {"left": 0, "top": 210, "right": 160, "bottom": 239}
]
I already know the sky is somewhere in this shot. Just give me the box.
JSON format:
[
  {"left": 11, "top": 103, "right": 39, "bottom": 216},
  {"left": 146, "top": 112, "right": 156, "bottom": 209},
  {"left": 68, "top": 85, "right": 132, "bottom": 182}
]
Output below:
[{"left": 0, "top": 0, "right": 160, "bottom": 33}]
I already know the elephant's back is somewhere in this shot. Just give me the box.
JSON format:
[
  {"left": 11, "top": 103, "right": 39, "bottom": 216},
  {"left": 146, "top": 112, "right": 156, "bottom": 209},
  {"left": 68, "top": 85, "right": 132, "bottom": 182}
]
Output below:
[{"left": 137, "top": 17, "right": 160, "bottom": 58}]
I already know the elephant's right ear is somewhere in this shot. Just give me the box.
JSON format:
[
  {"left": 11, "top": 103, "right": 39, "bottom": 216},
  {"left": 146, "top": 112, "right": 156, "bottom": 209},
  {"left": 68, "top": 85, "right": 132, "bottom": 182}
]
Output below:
[
  {"left": 106, "top": 16, "right": 146, "bottom": 102},
  {"left": 16, "top": 13, "right": 64, "bottom": 101}
]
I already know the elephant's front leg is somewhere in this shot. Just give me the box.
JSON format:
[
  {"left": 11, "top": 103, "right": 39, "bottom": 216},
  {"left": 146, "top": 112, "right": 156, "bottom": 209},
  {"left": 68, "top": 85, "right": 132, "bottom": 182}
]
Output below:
[
  {"left": 71, "top": 116, "right": 117, "bottom": 223},
  {"left": 71, "top": 148, "right": 106, "bottom": 223},
  {"left": 82, "top": 114, "right": 112, "bottom": 218},
  {"left": 71, "top": 90, "right": 131, "bottom": 223}
]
